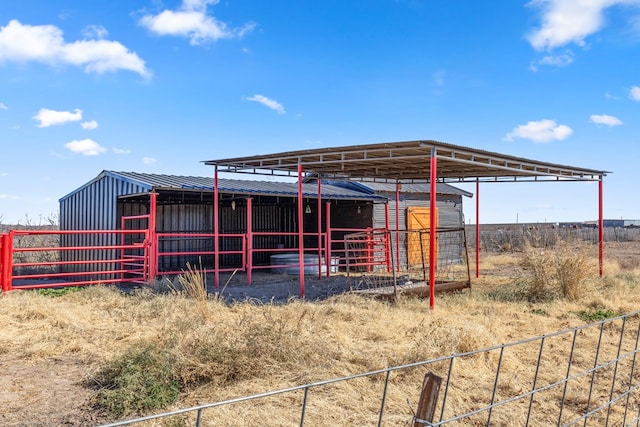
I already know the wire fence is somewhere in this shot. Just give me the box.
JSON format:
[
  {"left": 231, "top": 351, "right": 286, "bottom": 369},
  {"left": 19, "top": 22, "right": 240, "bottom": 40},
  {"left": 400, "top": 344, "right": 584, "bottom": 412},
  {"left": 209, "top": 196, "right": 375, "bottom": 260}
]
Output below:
[
  {"left": 99, "top": 310, "right": 640, "bottom": 427},
  {"left": 344, "top": 227, "right": 471, "bottom": 297},
  {"left": 468, "top": 225, "right": 640, "bottom": 253}
]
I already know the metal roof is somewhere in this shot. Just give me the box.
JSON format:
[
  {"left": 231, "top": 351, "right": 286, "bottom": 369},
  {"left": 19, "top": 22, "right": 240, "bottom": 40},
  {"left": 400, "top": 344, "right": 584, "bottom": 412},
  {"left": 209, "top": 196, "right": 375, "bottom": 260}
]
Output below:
[
  {"left": 108, "top": 171, "right": 384, "bottom": 201},
  {"left": 361, "top": 181, "right": 473, "bottom": 197},
  {"left": 320, "top": 179, "right": 473, "bottom": 197},
  {"left": 204, "top": 140, "right": 609, "bottom": 183}
]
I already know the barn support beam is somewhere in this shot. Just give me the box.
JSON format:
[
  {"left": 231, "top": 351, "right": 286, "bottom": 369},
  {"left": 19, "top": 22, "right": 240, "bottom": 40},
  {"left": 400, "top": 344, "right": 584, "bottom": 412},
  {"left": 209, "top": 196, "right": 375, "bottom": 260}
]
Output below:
[
  {"left": 395, "top": 182, "right": 401, "bottom": 272},
  {"left": 429, "top": 147, "right": 437, "bottom": 310},
  {"left": 297, "top": 163, "right": 305, "bottom": 298},
  {"left": 148, "top": 191, "right": 157, "bottom": 284},
  {"left": 214, "top": 167, "right": 220, "bottom": 288},
  {"left": 246, "top": 197, "right": 253, "bottom": 285},
  {"left": 599, "top": 177, "right": 604, "bottom": 277},
  {"left": 476, "top": 179, "right": 480, "bottom": 278},
  {"left": 385, "top": 202, "right": 391, "bottom": 273},
  {"left": 317, "top": 177, "right": 322, "bottom": 280},
  {"left": 325, "top": 201, "right": 331, "bottom": 278}
]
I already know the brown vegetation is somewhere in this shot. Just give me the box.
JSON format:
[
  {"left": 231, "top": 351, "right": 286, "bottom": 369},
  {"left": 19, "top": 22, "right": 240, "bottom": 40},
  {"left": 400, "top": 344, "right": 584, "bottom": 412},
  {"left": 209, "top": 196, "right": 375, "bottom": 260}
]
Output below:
[{"left": 0, "top": 241, "right": 639, "bottom": 426}]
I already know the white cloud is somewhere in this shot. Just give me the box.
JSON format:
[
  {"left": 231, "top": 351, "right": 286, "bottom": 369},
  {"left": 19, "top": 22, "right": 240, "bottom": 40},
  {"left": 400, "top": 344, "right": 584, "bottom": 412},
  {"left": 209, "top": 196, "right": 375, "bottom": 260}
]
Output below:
[
  {"left": 82, "top": 25, "right": 108, "bottom": 39},
  {"left": 142, "top": 156, "right": 157, "bottom": 164},
  {"left": 245, "top": 94, "right": 285, "bottom": 114},
  {"left": 139, "top": 0, "right": 256, "bottom": 45},
  {"left": 527, "top": 0, "right": 640, "bottom": 51},
  {"left": 0, "top": 20, "right": 150, "bottom": 77},
  {"left": 590, "top": 114, "right": 623, "bottom": 126},
  {"left": 504, "top": 119, "right": 573, "bottom": 143},
  {"left": 64, "top": 139, "right": 107, "bottom": 156},
  {"left": 630, "top": 85, "right": 640, "bottom": 100},
  {"left": 113, "top": 147, "right": 131, "bottom": 155},
  {"left": 0, "top": 102, "right": 7, "bottom": 110},
  {"left": 530, "top": 51, "right": 574, "bottom": 71},
  {"left": 34, "top": 108, "right": 82, "bottom": 127},
  {"left": 81, "top": 120, "right": 98, "bottom": 130}
]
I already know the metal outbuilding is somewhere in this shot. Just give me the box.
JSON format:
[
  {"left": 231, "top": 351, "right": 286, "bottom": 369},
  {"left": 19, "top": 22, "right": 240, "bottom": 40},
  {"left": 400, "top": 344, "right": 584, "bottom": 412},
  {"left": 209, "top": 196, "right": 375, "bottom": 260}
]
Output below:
[
  {"left": 205, "top": 139, "right": 609, "bottom": 308},
  {"left": 58, "top": 169, "right": 472, "bottom": 287}
]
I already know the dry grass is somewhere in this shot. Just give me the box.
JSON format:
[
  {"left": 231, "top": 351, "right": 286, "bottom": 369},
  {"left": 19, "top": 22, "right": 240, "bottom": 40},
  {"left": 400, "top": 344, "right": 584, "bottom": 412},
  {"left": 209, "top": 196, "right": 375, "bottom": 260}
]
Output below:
[{"left": 1, "top": 242, "right": 639, "bottom": 425}]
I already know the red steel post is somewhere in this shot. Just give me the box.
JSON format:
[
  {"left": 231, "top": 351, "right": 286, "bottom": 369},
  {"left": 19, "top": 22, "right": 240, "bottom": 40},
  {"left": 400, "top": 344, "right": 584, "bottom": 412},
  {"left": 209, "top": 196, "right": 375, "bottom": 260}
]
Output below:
[
  {"left": 0, "top": 234, "right": 4, "bottom": 292},
  {"left": 395, "top": 182, "right": 401, "bottom": 272},
  {"left": 214, "top": 167, "right": 220, "bottom": 288},
  {"left": 148, "top": 191, "right": 158, "bottom": 284},
  {"left": 366, "top": 228, "right": 373, "bottom": 273},
  {"left": 2, "top": 232, "right": 13, "bottom": 292},
  {"left": 297, "top": 163, "right": 305, "bottom": 298},
  {"left": 385, "top": 202, "right": 391, "bottom": 272},
  {"left": 429, "top": 148, "right": 437, "bottom": 310},
  {"left": 476, "top": 179, "right": 480, "bottom": 278},
  {"left": 246, "top": 197, "right": 253, "bottom": 285},
  {"left": 317, "top": 177, "right": 322, "bottom": 279},
  {"left": 325, "top": 201, "right": 331, "bottom": 277},
  {"left": 1, "top": 234, "right": 7, "bottom": 292},
  {"left": 599, "top": 178, "right": 604, "bottom": 277}
]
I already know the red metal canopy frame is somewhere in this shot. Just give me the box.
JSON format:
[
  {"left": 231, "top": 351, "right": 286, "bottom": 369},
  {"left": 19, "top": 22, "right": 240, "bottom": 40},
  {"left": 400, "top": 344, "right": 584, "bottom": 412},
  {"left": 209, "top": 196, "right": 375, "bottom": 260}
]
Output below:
[{"left": 205, "top": 140, "right": 609, "bottom": 309}]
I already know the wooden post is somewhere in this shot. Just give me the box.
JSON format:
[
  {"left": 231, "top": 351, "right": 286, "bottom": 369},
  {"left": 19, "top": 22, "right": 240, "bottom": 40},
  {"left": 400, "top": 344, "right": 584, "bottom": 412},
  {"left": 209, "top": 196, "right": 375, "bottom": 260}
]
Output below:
[{"left": 414, "top": 372, "right": 442, "bottom": 427}]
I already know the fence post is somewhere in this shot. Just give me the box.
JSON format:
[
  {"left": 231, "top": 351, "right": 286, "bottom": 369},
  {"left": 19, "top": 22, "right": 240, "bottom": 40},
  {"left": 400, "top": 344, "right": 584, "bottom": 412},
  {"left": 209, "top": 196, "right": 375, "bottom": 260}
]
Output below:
[
  {"left": 1, "top": 232, "right": 14, "bottom": 293},
  {"left": 1, "top": 233, "right": 5, "bottom": 292},
  {"left": 246, "top": 197, "right": 253, "bottom": 285},
  {"left": 414, "top": 372, "right": 442, "bottom": 427},
  {"left": 148, "top": 192, "right": 157, "bottom": 285}
]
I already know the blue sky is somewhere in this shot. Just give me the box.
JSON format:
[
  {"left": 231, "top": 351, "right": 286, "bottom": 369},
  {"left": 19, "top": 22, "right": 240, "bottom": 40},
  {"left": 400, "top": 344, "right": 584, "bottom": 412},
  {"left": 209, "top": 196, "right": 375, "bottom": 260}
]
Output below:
[{"left": 0, "top": 0, "right": 639, "bottom": 225}]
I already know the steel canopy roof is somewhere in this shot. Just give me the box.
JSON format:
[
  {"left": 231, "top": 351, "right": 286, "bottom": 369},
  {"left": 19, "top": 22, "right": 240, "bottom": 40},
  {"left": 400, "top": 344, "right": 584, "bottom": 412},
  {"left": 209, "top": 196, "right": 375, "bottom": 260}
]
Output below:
[{"left": 204, "top": 140, "right": 608, "bottom": 183}]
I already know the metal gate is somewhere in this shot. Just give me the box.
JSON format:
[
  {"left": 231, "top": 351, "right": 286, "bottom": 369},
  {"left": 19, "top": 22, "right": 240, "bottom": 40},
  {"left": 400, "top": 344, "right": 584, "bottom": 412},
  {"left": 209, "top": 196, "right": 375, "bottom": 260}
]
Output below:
[{"left": 0, "top": 225, "right": 151, "bottom": 292}]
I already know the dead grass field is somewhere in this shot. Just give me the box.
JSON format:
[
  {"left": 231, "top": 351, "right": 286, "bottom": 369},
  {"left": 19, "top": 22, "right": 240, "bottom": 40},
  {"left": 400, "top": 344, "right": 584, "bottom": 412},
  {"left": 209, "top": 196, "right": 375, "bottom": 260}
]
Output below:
[{"left": 0, "top": 241, "right": 639, "bottom": 426}]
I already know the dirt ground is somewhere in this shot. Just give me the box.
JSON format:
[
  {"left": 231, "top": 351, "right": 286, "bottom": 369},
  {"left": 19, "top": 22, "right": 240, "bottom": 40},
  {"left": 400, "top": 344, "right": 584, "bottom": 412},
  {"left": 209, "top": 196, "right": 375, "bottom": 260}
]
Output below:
[
  {"left": 213, "top": 271, "right": 355, "bottom": 303},
  {"left": 0, "top": 357, "right": 105, "bottom": 426},
  {"left": 1, "top": 241, "right": 638, "bottom": 427}
]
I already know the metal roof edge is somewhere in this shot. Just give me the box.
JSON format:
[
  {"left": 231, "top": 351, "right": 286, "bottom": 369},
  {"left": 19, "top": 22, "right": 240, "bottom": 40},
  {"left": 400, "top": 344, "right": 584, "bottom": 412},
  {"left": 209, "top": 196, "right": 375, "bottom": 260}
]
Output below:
[{"left": 58, "top": 171, "right": 154, "bottom": 203}]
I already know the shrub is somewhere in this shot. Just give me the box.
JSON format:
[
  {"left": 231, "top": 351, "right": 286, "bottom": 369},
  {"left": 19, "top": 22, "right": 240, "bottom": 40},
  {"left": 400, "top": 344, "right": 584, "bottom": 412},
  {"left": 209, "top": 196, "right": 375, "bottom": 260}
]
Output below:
[
  {"left": 34, "top": 286, "right": 82, "bottom": 297},
  {"left": 93, "top": 343, "right": 180, "bottom": 418},
  {"left": 576, "top": 309, "right": 618, "bottom": 323},
  {"left": 518, "top": 243, "right": 596, "bottom": 302}
]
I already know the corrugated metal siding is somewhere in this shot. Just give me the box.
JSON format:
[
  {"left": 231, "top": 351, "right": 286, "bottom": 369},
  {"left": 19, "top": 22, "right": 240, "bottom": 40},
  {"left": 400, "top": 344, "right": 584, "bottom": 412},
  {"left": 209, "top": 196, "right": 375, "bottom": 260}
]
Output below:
[
  {"left": 372, "top": 195, "right": 463, "bottom": 229},
  {"left": 60, "top": 172, "right": 150, "bottom": 231},
  {"left": 60, "top": 173, "right": 151, "bottom": 276}
]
